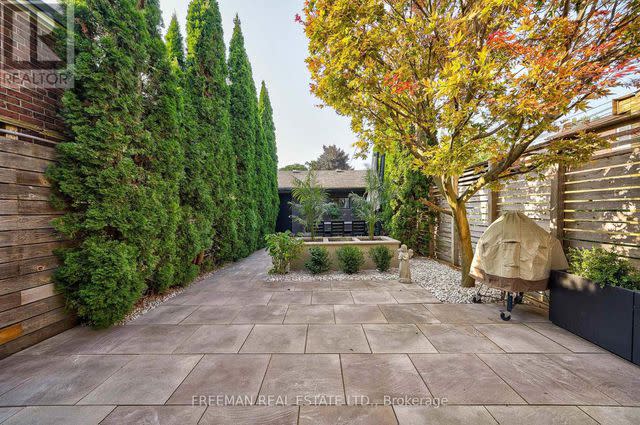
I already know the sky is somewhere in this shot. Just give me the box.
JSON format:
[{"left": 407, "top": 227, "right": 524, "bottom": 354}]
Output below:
[{"left": 159, "top": 0, "right": 369, "bottom": 170}]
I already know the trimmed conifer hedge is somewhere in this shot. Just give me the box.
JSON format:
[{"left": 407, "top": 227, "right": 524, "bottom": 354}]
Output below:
[{"left": 49, "top": 0, "right": 279, "bottom": 327}]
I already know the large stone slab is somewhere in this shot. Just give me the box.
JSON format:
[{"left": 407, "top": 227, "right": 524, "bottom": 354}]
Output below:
[
  {"left": 351, "top": 291, "right": 397, "bottom": 304},
  {"left": 1, "top": 406, "right": 115, "bottom": 425},
  {"left": 174, "top": 325, "right": 253, "bottom": 354},
  {"left": 109, "top": 325, "right": 200, "bottom": 354},
  {"left": 579, "top": 406, "right": 640, "bottom": 425},
  {"left": 410, "top": 354, "right": 524, "bottom": 404},
  {"left": 101, "top": 406, "right": 205, "bottom": 425},
  {"left": 486, "top": 406, "right": 598, "bottom": 425},
  {"left": 418, "top": 324, "right": 502, "bottom": 353},
  {"left": 363, "top": 324, "right": 436, "bottom": 353},
  {"left": 394, "top": 406, "right": 496, "bottom": 425},
  {"left": 198, "top": 406, "right": 299, "bottom": 425},
  {"left": 232, "top": 305, "right": 288, "bottom": 324},
  {"left": 334, "top": 305, "right": 387, "bottom": 324},
  {"left": 259, "top": 354, "right": 344, "bottom": 405},
  {"left": 241, "top": 325, "right": 307, "bottom": 353},
  {"left": 378, "top": 305, "right": 440, "bottom": 324},
  {"left": 0, "top": 355, "right": 132, "bottom": 405},
  {"left": 341, "top": 354, "right": 430, "bottom": 404},
  {"left": 129, "top": 305, "right": 198, "bottom": 325},
  {"left": 478, "top": 353, "right": 616, "bottom": 405},
  {"left": 306, "top": 325, "right": 370, "bottom": 353},
  {"left": 474, "top": 324, "right": 569, "bottom": 353},
  {"left": 168, "top": 354, "right": 270, "bottom": 405},
  {"left": 299, "top": 406, "right": 397, "bottom": 425},
  {"left": 547, "top": 353, "right": 640, "bottom": 405},
  {"left": 284, "top": 305, "right": 335, "bottom": 323},
  {"left": 79, "top": 355, "right": 201, "bottom": 404},
  {"left": 312, "top": 291, "right": 354, "bottom": 304},
  {"left": 181, "top": 305, "right": 242, "bottom": 324}
]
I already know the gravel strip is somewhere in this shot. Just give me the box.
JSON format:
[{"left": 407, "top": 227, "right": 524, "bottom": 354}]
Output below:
[
  {"left": 411, "top": 257, "right": 501, "bottom": 304},
  {"left": 120, "top": 262, "right": 233, "bottom": 324},
  {"left": 265, "top": 256, "right": 502, "bottom": 304}
]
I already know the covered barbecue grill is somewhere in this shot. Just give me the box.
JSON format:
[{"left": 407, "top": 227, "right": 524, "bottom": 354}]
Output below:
[{"left": 470, "top": 211, "right": 568, "bottom": 320}]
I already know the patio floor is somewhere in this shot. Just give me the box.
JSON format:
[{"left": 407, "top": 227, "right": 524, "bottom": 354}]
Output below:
[{"left": 1, "top": 251, "right": 640, "bottom": 425}]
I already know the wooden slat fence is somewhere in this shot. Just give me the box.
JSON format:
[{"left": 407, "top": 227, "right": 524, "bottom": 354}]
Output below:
[
  {"left": 432, "top": 118, "right": 640, "bottom": 271},
  {"left": 0, "top": 130, "right": 75, "bottom": 358}
]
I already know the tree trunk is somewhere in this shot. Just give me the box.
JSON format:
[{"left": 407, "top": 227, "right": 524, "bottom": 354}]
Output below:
[{"left": 450, "top": 202, "right": 475, "bottom": 287}]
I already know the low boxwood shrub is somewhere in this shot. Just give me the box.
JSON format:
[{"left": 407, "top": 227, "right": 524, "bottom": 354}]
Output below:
[
  {"left": 370, "top": 246, "right": 393, "bottom": 272},
  {"left": 305, "top": 247, "right": 331, "bottom": 274},
  {"left": 568, "top": 247, "right": 640, "bottom": 290},
  {"left": 265, "top": 231, "right": 304, "bottom": 274},
  {"left": 336, "top": 246, "right": 364, "bottom": 274}
]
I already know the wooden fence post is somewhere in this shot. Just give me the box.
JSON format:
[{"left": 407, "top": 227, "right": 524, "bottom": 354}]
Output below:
[
  {"left": 488, "top": 187, "right": 499, "bottom": 224},
  {"left": 550, "top": 164, "right": 566, "bottom": 244}
]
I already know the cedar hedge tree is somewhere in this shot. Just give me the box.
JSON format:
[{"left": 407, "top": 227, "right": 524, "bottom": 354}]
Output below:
[
  {"left": 49, "top": 0, "right": 278, "bottom": 327},
  {"left": 228, "top": 15, "right": 260, "bottom": 256},
  {"left": 259, "top": 82, "right": 280, "bottom": 237}
]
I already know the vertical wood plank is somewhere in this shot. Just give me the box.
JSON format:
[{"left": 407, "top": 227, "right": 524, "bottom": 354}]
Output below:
[{"left": 550, "top": 164, "right": 566, "bottom": 243}]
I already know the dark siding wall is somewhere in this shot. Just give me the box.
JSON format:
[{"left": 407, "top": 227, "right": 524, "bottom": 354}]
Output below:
[{"left": 276, "top": 192, "right": 292, "bottom": 233}]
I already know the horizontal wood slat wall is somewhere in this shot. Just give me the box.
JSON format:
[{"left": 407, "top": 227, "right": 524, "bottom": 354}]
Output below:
[
  {"left": 431, "top": 121, "right": 640, "bottom": 276},
  {"left": 0, "top": 130, "right": 75, "bottom": 359}
]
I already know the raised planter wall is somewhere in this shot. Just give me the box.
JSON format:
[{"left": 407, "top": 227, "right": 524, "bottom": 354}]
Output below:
[
  {"left": 549, "top": 271, "right": 636, "bottom": 363},
  {"left": 290, "top": 236, "right": 401, "bottom": 271}
]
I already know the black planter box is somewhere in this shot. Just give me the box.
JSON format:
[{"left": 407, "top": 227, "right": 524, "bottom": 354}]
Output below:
[{"left": 549, "top": 271, "right": 636, "bottom": 363}]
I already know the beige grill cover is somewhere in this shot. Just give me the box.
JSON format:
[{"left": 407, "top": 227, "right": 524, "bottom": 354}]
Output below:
[{"left": 470, "top": 211, "right": 568, "bottom": 291}]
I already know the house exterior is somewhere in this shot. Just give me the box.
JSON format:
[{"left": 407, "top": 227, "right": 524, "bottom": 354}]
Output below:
[{"left": 276, "top": 170, "right": 367, "bottom": 233}]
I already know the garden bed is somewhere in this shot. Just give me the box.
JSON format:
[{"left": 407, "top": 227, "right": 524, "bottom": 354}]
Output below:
[{"left": 290, "top": 236, "right": 401, "bottom": 271}]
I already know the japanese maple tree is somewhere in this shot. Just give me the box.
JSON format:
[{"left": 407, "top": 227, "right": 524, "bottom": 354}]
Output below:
[{"left": 302, "top": 0, "right": 640, "bottom": 286}]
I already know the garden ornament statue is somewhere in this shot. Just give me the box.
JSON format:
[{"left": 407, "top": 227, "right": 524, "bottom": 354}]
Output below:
[{"left": 397, "top": 244, "right": 414, "bottom": 283}]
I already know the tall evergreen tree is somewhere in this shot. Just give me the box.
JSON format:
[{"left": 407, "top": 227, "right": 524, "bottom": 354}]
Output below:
[
  {"left": 228, "top": 15, "right": 260, "bottom": 255},
  {"left": 141, "top": 0, "right": 186, "bottom": 291},
  {"left": 259, "top": 81, "right": 279, "bottom": 236},
  {"left": 48, "top": 0, "right": 160, "bottom": 327},
  {"left": 165, "top": 12, "right": 185, "bottom": 69},
  {"left": 185, "top": 0, "right": 239, "bottom": 262}
]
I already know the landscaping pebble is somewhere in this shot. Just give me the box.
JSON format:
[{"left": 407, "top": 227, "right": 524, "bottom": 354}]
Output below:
[{"left": 265, "top": 257, "right": 502, "bottom": 304}]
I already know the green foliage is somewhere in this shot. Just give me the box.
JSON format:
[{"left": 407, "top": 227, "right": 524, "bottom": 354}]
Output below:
[
  {"left": 280, "top": 163, "right": 307, "bottom": 171},
  {"left": 185, "top": 0, "right": 239, "bottom": 262},
  {"left": 382, "top": 149, "right": 434, "bottom": 254},
  {"left": 349, "top": 169, "right": 388, "bottom": 240},
  {"left": 259, "top": 82, "right": 280, "bottom": 238},
  {"left": 265, "top": 232, "right": 304, "bottom": 274},
  {"left": 228, "top": 16, "right": 261, "bottom": 255},
  {"left": 47, "top": 0, "right": 179, "bottom": 326},
  {"left": 369, "top": 246, "right": 392, "bottom": 272},
  {"left": 324, "top": 202, "right": 342, "bottom": 220},
  {"left": 569, "top": 248, "right": 640, "bottom": 291},
  {"left": 305, "top": 247, "right": 331, "bottom": 274},
  {"left": 336, "top": 246, "right": 364, "bottom": 274},
  {"left": 165, "top": 12, "right": 185, "bottom": 69},
  {"left": 307, "top": 144, "right": 352, "bottom": 170},
  {"left": 290, "top": 170, "right": 330, "bottom": 240},
  {"left": 55, "top": 238, "right": 145, "bottom": 328},
  {"left": 48, "top": 0, "right": 277, "bottom": 327}
]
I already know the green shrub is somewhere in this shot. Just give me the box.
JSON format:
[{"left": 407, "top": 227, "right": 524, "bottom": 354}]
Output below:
[
  {"left": 305, "top": 247, "right": 331, "bottom": 274},
  {"left": 370, "top": 246, "right": 393, "bottom": 272},
  {"left": 265, "top": 231, "right": 304, "bottom": 274},
  {"left": 336, "top": 246, "right": 364, "bottom": 274},
  {"left": 569, "top": 248, "right": 640, "bottom": 290}
]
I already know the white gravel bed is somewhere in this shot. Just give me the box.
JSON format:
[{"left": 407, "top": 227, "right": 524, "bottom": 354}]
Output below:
[
  {"left": 265, "top": 269, "right": 398, "bottom": 282},
  {"left": 411, "top": 257, "right": 501, "bottom": 304},
  {"left": 266, "top": 256, "right": 502, "bottom": 304}
]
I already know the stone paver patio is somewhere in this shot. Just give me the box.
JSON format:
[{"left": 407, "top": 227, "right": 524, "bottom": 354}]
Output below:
[{"left": 1, "top": 251, "right": 640, "bottom": 424}]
